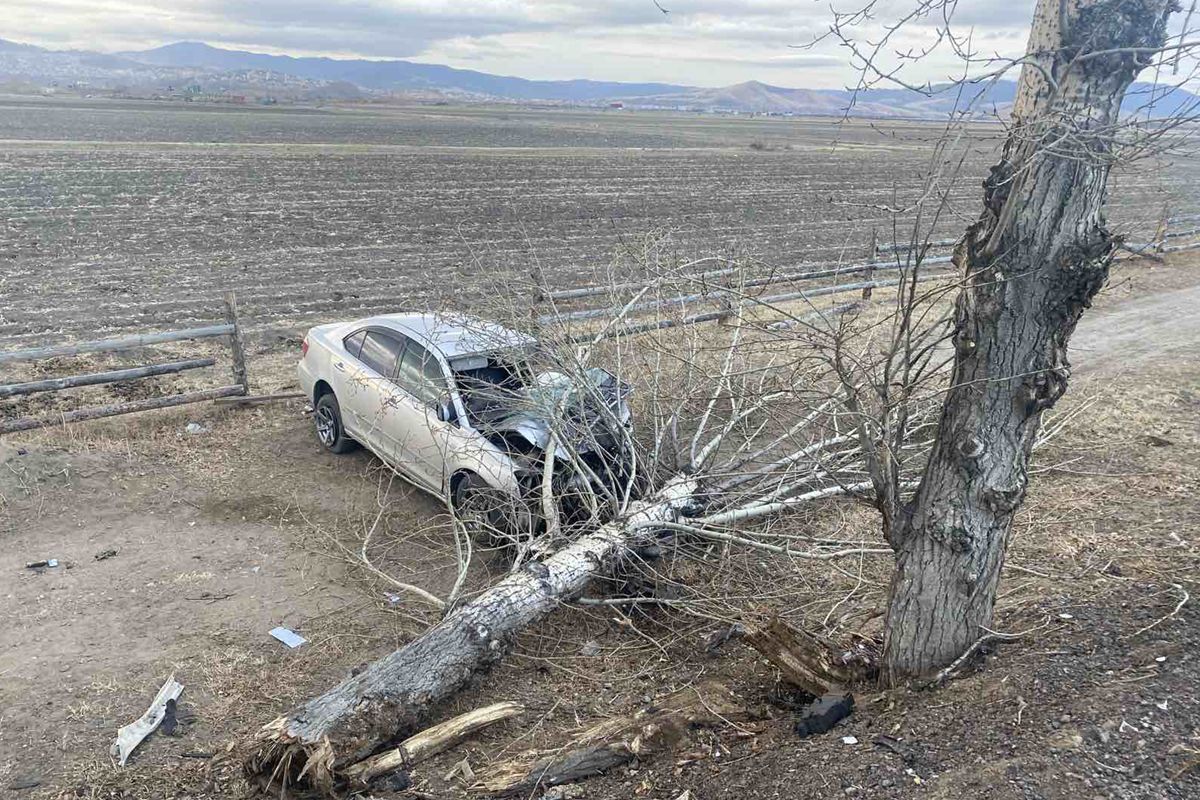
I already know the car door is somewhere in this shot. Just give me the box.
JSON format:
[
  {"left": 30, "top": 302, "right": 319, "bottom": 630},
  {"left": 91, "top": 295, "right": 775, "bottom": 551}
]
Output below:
[
  {"left": 340, "top": 328, "right": 406, "bottom": 461},
  {"left": 391, "top": 339, "right": 460, "bottom": 491}
]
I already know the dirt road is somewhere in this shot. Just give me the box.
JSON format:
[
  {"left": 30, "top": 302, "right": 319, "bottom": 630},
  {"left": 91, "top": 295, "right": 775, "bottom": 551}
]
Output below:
[{"left": 1072, "top": 278, "right": 1200, "bottom": 371}]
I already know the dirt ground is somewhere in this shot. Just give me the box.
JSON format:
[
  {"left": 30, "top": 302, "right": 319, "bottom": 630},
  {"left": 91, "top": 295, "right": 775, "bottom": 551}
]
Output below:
[{"left": 1, "top": 257, "right": 1198, "bottom": 800}]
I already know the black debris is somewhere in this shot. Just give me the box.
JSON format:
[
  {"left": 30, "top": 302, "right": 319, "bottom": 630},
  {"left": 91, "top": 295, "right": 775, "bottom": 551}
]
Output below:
[
  {"left": 794, "top": 692, "right": 854, "bottom": 737},
  {"left": 160, "top": 698, "right": 179, "bottom": 736}
]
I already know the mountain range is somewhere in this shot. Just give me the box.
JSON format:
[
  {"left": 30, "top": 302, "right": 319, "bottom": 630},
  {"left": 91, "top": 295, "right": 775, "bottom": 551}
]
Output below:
[{"left": 1, "top": 38, "right": 1196, "bottom": 119}]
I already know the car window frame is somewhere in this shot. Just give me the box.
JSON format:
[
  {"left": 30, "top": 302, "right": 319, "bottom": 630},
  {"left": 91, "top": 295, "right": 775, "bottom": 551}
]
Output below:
[
  {"left": 342, "top": 330, "right": 367, "bottom": 359},
  {"left": 350, "top": 327, "right": 406, "bottom": 381},
  {"left": 344, "top": 325, "right": 468, "bottom": 424}
]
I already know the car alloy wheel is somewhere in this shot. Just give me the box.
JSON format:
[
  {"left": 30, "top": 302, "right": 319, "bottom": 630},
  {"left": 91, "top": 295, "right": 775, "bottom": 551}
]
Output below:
[{"left": 315, "top": 404, "right": 338, "bottom": 447}]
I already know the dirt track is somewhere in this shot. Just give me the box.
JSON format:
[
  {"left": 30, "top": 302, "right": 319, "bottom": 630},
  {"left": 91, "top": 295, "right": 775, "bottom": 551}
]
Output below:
[{"left": 1073, "top": 279, "right": 1200, "bottom": 371}]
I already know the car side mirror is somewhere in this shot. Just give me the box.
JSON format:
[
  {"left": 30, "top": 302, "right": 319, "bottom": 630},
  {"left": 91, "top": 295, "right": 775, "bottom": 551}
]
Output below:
[{"left": 436, "top": 396, "right": 457, "bottom": 425}]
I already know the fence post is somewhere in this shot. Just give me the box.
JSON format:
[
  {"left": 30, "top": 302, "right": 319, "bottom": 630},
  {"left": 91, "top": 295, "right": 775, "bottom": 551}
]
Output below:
[
  {"left": 862, "top": 229, "right": 877, "bottom": 301},
  {"left": 223, "top": 291, "right": 250, "bottom": 396},
  {"left": 1153, "top": 203, "right": 1170, "bottom": 253}
]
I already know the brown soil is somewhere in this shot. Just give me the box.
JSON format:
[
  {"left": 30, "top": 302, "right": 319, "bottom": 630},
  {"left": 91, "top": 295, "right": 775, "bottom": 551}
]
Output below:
[{"left": 1, "top": 258, "right": 1198, "bottom": 800}]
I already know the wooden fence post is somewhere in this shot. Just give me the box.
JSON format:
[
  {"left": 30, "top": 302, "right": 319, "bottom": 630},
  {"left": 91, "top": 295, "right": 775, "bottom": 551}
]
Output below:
[
  {"left": 223, "top": 292, "right": 250, "bottom": 396},
  {"left": 1153, "top": 203, "right": 1170, "bottom": 253},
  {"left": 862, "top": 229, "right": 877, "bottom": 301}
]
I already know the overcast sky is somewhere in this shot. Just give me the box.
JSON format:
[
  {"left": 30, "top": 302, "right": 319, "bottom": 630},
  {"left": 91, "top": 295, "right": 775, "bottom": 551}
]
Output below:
[{"left": 8, "top": 0, "right": 1042, "bottom": 88}]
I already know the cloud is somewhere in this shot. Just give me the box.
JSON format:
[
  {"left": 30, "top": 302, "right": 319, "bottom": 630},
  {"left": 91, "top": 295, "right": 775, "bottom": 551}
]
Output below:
[{"left": 4, "top": 0, "right": 1039, "bottom": 87}]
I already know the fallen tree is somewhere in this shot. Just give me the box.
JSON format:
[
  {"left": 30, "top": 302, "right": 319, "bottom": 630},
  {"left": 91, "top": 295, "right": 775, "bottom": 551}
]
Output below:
[
  {"left": 244, "top": 477, "right": 699, "bottom": 794},
  {"left": 243, "top": 322, "right": 902, "bottom": 792}
]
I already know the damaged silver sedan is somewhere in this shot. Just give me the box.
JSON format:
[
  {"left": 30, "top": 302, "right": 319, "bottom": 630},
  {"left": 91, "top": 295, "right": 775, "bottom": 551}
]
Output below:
[{"left": 297, "top": 312, "right": 636, "bottom": 537}]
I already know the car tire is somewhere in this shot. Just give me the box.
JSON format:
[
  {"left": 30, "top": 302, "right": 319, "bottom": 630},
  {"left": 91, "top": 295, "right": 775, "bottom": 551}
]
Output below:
[
  {"left": 314, "top": 392, "right": 356, "bottom": 454},
  {"left": 453, "top": 473, "right": 521, "bottom": 544}
]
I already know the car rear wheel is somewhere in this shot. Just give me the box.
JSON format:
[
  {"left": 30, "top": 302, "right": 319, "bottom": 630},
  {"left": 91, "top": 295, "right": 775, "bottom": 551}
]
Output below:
[{"left": 315, "top": 392, "right": 356, "bottom": 454}]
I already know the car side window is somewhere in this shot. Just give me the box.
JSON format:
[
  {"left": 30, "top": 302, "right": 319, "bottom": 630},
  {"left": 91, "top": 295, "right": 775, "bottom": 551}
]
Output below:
[
  {"left": 396, "top": 340, "right": 448, "bottom": 407},
  {"left": 343, "top": 330, "right": 366, "bottom": 358},
  {"left": 358, "top": 331, "right": 404, "bottom": 379}
]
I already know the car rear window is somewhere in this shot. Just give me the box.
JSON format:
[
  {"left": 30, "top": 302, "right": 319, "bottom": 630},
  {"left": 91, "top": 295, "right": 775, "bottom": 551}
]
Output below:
[
  {"left": 358, "top": 331, "right": 404, "bottom": 378},
  {"left": 343, "top": 330, "right": 366, "bottom": 358}
]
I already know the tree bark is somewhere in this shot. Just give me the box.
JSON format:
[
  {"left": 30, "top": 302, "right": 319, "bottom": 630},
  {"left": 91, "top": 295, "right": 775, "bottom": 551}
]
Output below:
[
  {"left": 242, "top": 477, "right": 696, "bottom": 794},
  {"left": 881, "top": 0, "right": 1176, "bottom": 681},
  {"left": 742, "top": 617, "right": 873, "bottom": 695}
]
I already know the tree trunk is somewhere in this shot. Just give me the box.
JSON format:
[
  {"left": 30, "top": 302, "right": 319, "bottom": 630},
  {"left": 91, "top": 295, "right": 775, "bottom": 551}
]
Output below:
[
  {"left": 882, "top": 0, "right": 1175, "bottom": 682},
  {"left": 242, "top": 477, "right": 696, "bottom": 794}
]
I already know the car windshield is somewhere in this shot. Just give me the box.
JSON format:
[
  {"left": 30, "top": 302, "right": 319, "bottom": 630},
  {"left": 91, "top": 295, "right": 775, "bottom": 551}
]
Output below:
[
  {"left": 450, "top": 349, "right": 534, "bottom": 423},
  {"left": 450, "top": 348, "right": 621, "bottom": 428}
]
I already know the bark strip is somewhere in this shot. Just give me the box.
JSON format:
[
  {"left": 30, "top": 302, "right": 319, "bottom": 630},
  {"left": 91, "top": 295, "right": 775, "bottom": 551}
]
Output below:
[
  {"left": 480, "top": 681, "right": 750, "bottom": 796},
  {"left": 344, "top": 702, "right": 523, "bottom": 785}
]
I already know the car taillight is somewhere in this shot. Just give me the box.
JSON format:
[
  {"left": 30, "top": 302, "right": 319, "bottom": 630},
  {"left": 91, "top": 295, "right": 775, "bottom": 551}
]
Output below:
[{"left": 301, "top": 337, "right": 309, "bottom": 358}]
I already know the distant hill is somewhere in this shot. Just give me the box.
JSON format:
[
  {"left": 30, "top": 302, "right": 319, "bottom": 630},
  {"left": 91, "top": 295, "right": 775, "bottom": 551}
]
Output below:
[
  {"left": 620, "top": 78, "right": 1198, "bottom": 118},
  {"left": 121, "top": 41, "right": 689, "bottom": 101},
  {"left": 2, "top": 38, "right": 1196, "bottom": 118}
]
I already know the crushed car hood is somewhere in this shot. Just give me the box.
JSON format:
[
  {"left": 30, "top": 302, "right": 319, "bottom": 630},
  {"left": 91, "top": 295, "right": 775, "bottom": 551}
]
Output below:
[{"left": 474, "top": 368, "right": 631, "bottom": 453}]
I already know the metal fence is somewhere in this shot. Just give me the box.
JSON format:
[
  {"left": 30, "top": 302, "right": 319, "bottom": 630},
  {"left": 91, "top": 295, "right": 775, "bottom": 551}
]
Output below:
[{"left": 537, "top": 214, "right": 1200, "bottom": 339}]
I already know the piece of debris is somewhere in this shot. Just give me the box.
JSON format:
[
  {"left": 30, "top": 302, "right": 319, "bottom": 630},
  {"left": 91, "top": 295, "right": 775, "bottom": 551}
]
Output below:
[
  {"left": 1058, "top": 613, "right": 1074, "bottom": 620},
  {"left": 346, "top": 701, "right": 524, "bottom": 785},
  {"left": 24, "top": 559, "right": 59, "bottom": 570},
  {"left": 160, "top": 698, "right": 179, "bottom": 736},
  {"left": 841, "top": 735, "right": 859, "bottom": 745},
  {"left": 186, "top": 591, "right": 235, "bottom": 603},
  {"left": 380, "top": 771, "right": 412, "bottom": 791},
  {"left": 743, "top": 617, "right": 871, "bottom": 696},
  {"left": 481, "top": 682, "right": 749, "bottom": 795},
  {"left": 269, "top": 627, "right": 307, "bottom": 648},
  {"left": 872, "top": 733, "right": 918, "bottom": 765},
  {"left": 794, "top": 693, "right": 855, "bottom": 738},
  {"left": 111, "top": 674, "right": 185, "bottom": 766},
  {"left": 580, "top": 639, "right": 602, "bottom": 657},
  {"left": 1145, "top": 434, "right": 1173, "bottom": 447},
  {"left": 94, "top": 548, "right": 118, "bottom": 561},
  {"left": 6, "top": 775, "right": 42, "bottom": 791},
  {"left": 1046, "top": 729, "right": 1084, "bottom": 750},
  {"left": 443, "top": 757, "right": 476, "bottom": 784},
  {"left": 703, "top": 622, "right": 746, "bottom": 653},
  {"left": 184, "top": 422, "right": 208, "bottom": 435}
]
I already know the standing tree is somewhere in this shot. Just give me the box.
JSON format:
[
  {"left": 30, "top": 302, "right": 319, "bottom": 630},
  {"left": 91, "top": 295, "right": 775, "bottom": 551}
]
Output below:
[{"left": 860, "top": 0, "right": 1182, "bottom": 681}]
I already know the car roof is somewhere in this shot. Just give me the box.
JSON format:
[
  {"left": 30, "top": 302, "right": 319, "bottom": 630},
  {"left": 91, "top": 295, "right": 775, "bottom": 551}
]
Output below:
[{"left": 354, "top": 312, "right": 536, "bottom": 358}]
